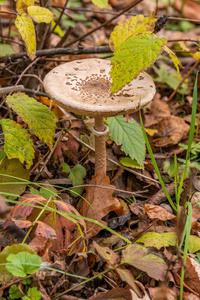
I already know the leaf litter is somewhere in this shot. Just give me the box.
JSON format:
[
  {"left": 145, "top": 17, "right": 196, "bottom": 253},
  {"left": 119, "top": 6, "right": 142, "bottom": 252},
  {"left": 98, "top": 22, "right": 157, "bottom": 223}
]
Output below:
[{"left": 0, "top": 0, "right": 200, "bottom": 299}]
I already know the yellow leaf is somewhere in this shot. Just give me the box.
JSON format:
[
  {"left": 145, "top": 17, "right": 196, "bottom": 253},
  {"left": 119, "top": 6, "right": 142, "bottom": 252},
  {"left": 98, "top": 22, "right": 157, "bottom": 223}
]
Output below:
[
  {"left": 15, "top": 14, "right": 36, "bottom": 60},
  {"left": 145, "top": 128, "right": 158, "bottom": 136},
  {"left": 91, "top": 0, "right": 109, "bottom": 8},
  {"left": 27, "top": 6, "right": 54, "bottom": 23},
  {"left": 179, "top": 41, "right": 200, "bottom": 60},
  {"left": 16, "top": 0, "right": 34, "bottom": 13},
  {"left": 163, "top": 45, "right": 182, "bottom": 79},
  {"left": 109, "top": 13, "right": 156, "bottom": 51}
]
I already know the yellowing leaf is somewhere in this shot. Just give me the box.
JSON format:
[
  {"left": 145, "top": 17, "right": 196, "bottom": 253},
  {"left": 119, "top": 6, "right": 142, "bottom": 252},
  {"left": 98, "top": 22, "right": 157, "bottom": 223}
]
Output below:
[
  {"left": 15, "top": 14, "right": 36, "bottom": 60},
  {"left": 6, "top": 93, "right": 56, "bottom": 148},
  {"left": 0, "top": 157, "right": 29, "bottom": 200},
  {"left": 0, "top": 119, "right": 34, "bottom": 169},
  {"left": 122, "top": 244, "right": 167, "bottom": 281},
  {"left": 109, "top": 13, "right": 156, "bottom": 50},
  {"left": 163, "top": 45, "right": 182, "bottom": 79},
  {"left": 188, "top": 235, "right": 200, "bottom": 254},
  {"left": 144, "top": 128, "right": 158, "bottom": 136},
  {"left": 91, "top": 0, "right": 109, "bottom": 8},
  {"left": 110, "top": 34, "right": 167, "bottom": 94},
  {"left": 136, "top": 232, "right": 177, "bottom": 250},
  {"left": 27, "top": 6, "right": 54, "bottom": 23},
  {"left": 179, "top": 41, "right": 200, "bottom": 60},
  {"left": 16, "top": 0, "right": 34, "bottom": 13}
]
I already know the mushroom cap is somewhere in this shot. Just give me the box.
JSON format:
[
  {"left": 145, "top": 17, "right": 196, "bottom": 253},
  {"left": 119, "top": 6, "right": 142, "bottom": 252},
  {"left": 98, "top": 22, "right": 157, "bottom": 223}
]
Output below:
[{"left": 43, "top": 58, "right": 156, "bottom": 117}]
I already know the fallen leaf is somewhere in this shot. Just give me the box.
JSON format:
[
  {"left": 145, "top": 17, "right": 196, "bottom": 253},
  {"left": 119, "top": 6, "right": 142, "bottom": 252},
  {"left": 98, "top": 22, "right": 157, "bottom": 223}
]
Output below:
[
  {"left": 154, "top": 116, "right": 190, "bottom": 147},
  {"left": 144, "top": 204, "right": 177, "bottom": 221},
  {"left": 80, "top": 172, "right": 120, "bottom": 237},
  {"left": 122, "top": 244, "right": 168, "bottom": 281}
]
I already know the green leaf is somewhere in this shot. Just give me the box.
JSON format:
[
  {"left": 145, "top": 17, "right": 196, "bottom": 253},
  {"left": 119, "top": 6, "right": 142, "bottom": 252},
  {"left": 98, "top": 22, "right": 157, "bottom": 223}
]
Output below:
[
  {"left": 120, "top": 157, "right": 143, "bottom": 169},
  {"left": 15, "top": 14, "right": 36, "bottom": 60},
  {"left": 0, "top": 157, "right": 29, "bottom": 200},
  {"left": 91, "top": 0, "right": 109, "bottom": 8},
  {"left": 136, "top": 232, "right": 177, "bottom": 249},
  {"left": 60, "top": 162, "right": 71, "bottom": 174},
  {"left": 22, "top": 287, "right": 41, "bottom": 300},
  {"left": 6, "top": 251, "right": 42, "bottom": 277},
  {"left": 122, "top": 244, "right": 167, "bottom": 280},
  {"left": 9, "top": 285, "right": 22, "bottom": 299},
  {"left": 109, "top": 13, "right": 156, "bottom": 50},
  {"left": 27, "top": 6, "right": 54, "bottom": 23},
  {"left": 110, "top": 34, "right": 167, "bottom": 94},
  {"left": 0, "top": 44, "right": 15, "bottom": 56},
  {"left": 108, "top": 116, "right": 145, "bottom": 168},
  {"left": 69, "top": 164, "right": 86, "bottom": 197},
  {"left": 0, "top": 0, "right": 6, "bottom": 4},
  {"left": 154, "top": 62, "right": 188, "bottom": 94},
  {"left": 0, "top": 119, "right": 34, "bottom": 169},
  {"left": 6, "top": 93, "right": 56, "bottom": 148},
  {"left": 188, "top": 235, "right": 200, "bottom": 254},
  {"left": 0, "top": 150, "right": 6, "bottom": 161},
  {"left": 0, "top": 244, "right": 36, "bottom": 282}
]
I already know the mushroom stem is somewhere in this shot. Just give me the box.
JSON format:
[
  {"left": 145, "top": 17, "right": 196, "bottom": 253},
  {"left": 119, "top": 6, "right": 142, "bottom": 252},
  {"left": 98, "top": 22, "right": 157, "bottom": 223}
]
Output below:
[{"left": 94, "top": 116, "right": 107, "bottom": 176}]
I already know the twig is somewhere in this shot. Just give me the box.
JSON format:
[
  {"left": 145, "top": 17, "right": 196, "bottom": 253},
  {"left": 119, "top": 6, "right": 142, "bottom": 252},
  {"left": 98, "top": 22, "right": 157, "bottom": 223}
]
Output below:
[
  {"left": 8, "top": 57, "right": 41, "bottom": 96},
  {"left": 33, "top": 130, "right": 63, "bottom": 182},
  {"left": 0, "top": 85, "right": 24, "bottom": 95},
  {"left": 65, "top": 0, "right": 144, "bottom": 47},
  {"left": 1, "top": 46, "right": 112, "bottom": 63},
  {"left": 167, "top": 59, "right": 200, "bottom": 103}
]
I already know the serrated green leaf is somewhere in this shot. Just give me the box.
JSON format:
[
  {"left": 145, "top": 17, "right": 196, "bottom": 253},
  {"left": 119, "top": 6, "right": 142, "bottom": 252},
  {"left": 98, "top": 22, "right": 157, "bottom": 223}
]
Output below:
[
  {"left": 27, "top": 6, "right": 53, "bottom": 23},
  {"left": 91, "top": 0, "right": 109, "bottom": 8},
  {"left": 0, "top": 119, "right": 34, "bottom": 169},
  {"left": 15, "top": 14, "right": 36, "bottom": 60},
  {"left": 9, "top": 285, "right": 22, "bottom": 299},
  {"left": 24, "top": 287, "right": 41, "bottom": 300},
  {"left": 163, "top": 45, "right": 182, "bottom": 79},
  {"left": 0, "top": 244, "right": 36, "bottom": 282},
  {"left": 109, "top": 13, "right": 156, "bottom": 50},
  {"left": 108, "top": 116, "right": 145, "bottom": 168},
  {"left": 69, "top": 164, "right": 86, "bottom": 197},
  {"left": 110, "top": 34, "right": 167, "bottom": 94},
  {"left": 6, "top": 251, "right": 42, "bottom": 277},
  {"left": 0, "top": 157, "right": 29, "bottom": 200},
  {"left": 6, "top": 93, "right": 56, "bottom": 148}
]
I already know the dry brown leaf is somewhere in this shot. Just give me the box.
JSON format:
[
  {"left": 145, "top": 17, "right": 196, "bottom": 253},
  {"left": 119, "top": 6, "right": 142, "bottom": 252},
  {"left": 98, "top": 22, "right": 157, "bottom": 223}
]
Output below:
[
  {"left": 151, "top": 94, "right": 171, "bottom": 120},
  {"left": 174, "top": 0, "right": 200, "bottom": 20},
  {"left": 154, "top": 116, "right": 190, "bottom": 147},
  {"left": 144, "top": 204, "right": 177, "bottom": 221},
  {"left": 148, "top": 286, "right": 177, "bottom": 300},
  {"left": 80, "top": 172, "right": 120, "bottom": 238}
]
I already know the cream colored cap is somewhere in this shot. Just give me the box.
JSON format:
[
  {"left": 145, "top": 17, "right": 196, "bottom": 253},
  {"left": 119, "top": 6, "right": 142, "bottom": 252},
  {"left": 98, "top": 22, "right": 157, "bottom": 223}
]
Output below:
[{"left": 43, "top": 58, "right": 156, "bottom": 117}]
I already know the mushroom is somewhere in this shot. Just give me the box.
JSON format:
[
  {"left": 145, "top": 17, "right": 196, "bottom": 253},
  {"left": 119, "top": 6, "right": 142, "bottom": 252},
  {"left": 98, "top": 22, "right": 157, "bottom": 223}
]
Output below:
[{"left": 43, "top": 58, "right": 156, "bottom": 176}]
